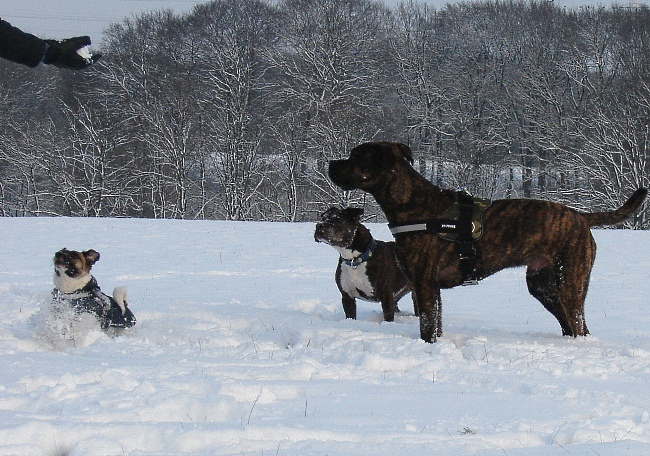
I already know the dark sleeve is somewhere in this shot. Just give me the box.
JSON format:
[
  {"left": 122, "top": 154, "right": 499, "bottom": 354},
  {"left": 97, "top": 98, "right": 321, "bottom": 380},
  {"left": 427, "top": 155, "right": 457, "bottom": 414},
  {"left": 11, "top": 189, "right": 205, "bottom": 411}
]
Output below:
[{"left": 0, "top": 18, "right": 48, "bottom": 67}]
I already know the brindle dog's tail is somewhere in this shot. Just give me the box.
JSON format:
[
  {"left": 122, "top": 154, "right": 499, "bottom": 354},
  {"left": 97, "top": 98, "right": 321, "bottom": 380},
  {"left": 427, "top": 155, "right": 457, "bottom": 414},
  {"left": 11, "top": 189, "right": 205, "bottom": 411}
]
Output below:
[{"left": 582, "top": 188, "right": 647, "bottom": 227}]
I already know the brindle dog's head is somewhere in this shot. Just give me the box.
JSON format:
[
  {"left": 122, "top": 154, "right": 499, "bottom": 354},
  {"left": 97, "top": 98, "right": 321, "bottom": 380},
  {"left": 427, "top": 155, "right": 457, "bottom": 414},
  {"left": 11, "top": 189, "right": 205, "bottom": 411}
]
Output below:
[
  {"left": 328, "top": 142, "right": 413, "bottom": 191},
  {"left": 314, "top": 207, "right": 364, "bottom": 249},
  {"left": 328, "top": 142, "right": 413, "bottom": 205},
  {"left": 53, "top": 248, "right": 100, "bottom": 293}
]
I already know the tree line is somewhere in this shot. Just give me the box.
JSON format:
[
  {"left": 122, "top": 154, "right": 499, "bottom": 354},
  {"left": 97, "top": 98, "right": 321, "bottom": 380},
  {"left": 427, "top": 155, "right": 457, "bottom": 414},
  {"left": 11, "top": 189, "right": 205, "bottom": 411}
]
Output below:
[{"left": 1, "top": 0, "right": 649, "bottom": 227}]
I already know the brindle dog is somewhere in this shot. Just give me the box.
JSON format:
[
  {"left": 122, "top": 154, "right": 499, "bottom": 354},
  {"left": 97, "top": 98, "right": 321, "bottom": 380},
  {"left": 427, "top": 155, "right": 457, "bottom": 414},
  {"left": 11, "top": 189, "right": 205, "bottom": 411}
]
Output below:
[{"left": 328, "top": 141, "right": 647, "bottom": 343}]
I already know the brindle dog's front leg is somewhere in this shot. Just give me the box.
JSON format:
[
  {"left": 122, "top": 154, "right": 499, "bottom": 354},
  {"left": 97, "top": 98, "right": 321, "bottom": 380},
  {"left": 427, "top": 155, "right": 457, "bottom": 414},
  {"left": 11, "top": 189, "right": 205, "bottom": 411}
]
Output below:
[
  {"left": 435, "top": 288, "right": 442, "bottom": 338},
  {"left": 415, "top": 285, "right": 442, "bottom": 343}
]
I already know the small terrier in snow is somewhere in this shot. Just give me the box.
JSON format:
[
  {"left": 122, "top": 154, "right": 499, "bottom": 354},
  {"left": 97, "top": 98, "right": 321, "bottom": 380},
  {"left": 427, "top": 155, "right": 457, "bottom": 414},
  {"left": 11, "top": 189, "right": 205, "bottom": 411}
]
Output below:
[
  {"left": 315, "top": 207, "right": 416, "bottom": 322},
  {"left": 52, "top": 248, "right": 136, "bottom": 332}
]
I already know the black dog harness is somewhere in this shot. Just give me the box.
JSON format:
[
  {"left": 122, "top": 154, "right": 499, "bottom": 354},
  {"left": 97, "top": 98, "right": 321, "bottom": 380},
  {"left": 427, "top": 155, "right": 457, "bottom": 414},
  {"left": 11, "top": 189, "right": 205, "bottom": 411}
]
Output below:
[
  {"left": 341, "top": 238, "right": 377, "bottom": 269},
  {"left": 388, "top": 191, "right": 491, "bottom": 286}
]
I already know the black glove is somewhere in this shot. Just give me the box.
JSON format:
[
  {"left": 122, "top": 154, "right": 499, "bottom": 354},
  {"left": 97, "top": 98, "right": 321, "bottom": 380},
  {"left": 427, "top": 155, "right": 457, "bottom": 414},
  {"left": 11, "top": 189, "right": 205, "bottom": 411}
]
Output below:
[{"left": 43, "top": 36, "right": 102, "bottom": 70}]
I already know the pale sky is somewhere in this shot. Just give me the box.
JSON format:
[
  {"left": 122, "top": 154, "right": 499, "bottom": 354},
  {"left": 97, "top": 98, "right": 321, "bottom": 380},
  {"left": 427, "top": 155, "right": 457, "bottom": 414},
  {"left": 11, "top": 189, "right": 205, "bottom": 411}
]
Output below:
[
  {"left": 1, "top": 0, "right": 205, "bottom": 43},
  {"left": 1, "top": 0, "right": 646, "bottom": 47}
]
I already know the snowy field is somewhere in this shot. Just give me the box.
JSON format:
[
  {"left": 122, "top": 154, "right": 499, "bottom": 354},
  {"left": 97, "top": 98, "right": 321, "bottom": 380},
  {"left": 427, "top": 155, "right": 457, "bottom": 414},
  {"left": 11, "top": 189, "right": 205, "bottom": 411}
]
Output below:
[{"left": 0, "top": 216, "right": 649, "bottom": 456}]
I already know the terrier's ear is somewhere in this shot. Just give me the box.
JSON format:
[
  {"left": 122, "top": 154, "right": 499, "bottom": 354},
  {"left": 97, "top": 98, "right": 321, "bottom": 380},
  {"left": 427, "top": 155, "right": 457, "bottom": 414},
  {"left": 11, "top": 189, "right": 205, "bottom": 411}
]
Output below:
[
  {"left": 320, "top": 207, "right": 340, "bottom": 221},
  {"left": 83, "top": 249, "right": 100, "bottom": 266}
]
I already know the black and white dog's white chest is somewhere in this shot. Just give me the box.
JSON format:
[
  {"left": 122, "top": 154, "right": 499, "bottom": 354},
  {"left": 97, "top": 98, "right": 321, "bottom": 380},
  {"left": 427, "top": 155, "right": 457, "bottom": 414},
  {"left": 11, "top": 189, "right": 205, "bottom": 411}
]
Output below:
[
  {"left": 337, "top": 261, "right": 376, "bottom": 301},
  {"left": 334, "top": 245, "right": 378, "bottom": 301}
]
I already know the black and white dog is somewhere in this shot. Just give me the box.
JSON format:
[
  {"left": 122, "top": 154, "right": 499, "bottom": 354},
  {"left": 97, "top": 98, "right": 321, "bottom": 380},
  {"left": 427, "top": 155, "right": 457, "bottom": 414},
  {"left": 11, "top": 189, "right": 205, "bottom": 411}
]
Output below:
[
  {"left": 315, "top": 207, "right": 417, "bottom": 322},
  {"left": 52, "top": 248, "right": 136, "bottom": 332}
]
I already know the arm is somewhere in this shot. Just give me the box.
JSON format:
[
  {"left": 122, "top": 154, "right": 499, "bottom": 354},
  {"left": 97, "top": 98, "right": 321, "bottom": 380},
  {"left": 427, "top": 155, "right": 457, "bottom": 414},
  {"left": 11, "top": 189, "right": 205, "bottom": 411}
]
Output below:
[
  {"left": 0, "top": 18, "right": 47, "bottom": 67},
  {"left": 0, "top": 18, "right": 101, "bottom": 69}
]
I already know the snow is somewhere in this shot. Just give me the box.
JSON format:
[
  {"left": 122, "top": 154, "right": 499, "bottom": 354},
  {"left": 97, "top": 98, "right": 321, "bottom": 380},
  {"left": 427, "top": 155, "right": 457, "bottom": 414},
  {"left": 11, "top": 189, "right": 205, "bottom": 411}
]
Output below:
[
  {"left": 0, "top": 216, "right": 649, "bottom": 455},
  {"left": 74, "top": 46, "right": 93, "bottom": 63}
]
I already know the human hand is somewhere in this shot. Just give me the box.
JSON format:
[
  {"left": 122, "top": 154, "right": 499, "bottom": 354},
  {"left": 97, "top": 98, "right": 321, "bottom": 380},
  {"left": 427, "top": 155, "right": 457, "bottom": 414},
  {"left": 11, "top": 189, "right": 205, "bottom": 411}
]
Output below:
[{"left": 43, "top": 36, "right": 102, "bottom": 70}]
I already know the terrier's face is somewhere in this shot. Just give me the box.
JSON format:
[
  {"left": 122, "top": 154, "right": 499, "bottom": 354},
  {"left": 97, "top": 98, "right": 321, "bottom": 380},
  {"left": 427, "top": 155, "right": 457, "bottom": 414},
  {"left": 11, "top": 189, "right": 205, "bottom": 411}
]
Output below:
[
  {"left": 53, "top": 248, "right": 100, "bottom": 293},
  {"left": 314, "top": 207, "right": 364, "bottom": 249}
]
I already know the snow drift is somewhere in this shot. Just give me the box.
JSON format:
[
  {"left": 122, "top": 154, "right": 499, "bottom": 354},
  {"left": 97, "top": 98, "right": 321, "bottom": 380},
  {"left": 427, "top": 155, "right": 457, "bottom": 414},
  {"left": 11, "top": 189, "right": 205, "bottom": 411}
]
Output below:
[{"left": 0, "top": 217, "right": 648, "bottom": 455}]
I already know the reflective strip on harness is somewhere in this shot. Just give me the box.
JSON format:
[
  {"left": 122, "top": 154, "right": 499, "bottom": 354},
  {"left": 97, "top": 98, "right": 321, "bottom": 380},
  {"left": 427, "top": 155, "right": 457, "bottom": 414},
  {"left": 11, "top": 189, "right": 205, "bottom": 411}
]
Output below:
[
  {"left": 389, "top": 223, "right": 429, "bottom": 235},
  {"left": 387, "top": 191, "right": 492, "bottom": 286}
]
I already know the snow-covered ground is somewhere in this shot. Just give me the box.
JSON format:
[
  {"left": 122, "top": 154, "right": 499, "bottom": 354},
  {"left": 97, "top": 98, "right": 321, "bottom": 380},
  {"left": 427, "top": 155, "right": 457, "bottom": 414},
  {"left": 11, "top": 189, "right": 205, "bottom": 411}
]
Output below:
[{"left": 0, "top": 217, "right": 649, "bottom": 455}]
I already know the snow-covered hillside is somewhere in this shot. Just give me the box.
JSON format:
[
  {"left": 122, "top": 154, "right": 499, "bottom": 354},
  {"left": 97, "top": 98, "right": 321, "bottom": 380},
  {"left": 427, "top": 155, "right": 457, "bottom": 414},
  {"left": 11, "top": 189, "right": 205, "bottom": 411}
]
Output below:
[{"left": 0, "top": 217, "right": 649, "bottom": 455}]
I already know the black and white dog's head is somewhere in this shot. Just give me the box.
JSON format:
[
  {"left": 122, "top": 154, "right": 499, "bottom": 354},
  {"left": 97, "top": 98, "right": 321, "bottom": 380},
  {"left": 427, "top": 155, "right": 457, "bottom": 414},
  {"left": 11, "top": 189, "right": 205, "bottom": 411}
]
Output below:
[
  {"left": 52, "top": 248, "right": 136, "bottom": 332},
  {"left": 53, "top": 248, "right": 99, "bottom": 293},
  {"left": 314, "top": 207, "right": 364, "bottom": 250}
]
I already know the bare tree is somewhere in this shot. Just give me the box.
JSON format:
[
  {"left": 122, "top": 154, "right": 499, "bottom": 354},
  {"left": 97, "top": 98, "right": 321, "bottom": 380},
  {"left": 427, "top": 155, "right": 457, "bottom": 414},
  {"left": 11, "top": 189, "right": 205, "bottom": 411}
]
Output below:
[
  {"left": 388, "top": 1, "right": 449, "bottom": 184},
  {"left": 101, "top": 10, "right": 206, "bottom": 219},
  {"left": 189, "top": 0, "right": 279, "bottom": 221},
  {"left": 270, "top": 0, "right": 391, "bottom": 217},
  {"left": 1, "top": 0, "right": 649, "bottom": 225}
]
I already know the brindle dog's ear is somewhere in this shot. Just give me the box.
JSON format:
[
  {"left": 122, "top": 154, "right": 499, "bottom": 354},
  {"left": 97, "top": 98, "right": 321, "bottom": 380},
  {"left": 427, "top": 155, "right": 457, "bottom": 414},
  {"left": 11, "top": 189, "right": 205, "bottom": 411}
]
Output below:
[
  {"left": 83, "top": 249, "right": 100, "bottom": 266},
  {"left": 345, "top": 207, "right": 364, "bottom": 222},
  {"left": 395, "top": 143, "right": 413, "bottom": 165}
]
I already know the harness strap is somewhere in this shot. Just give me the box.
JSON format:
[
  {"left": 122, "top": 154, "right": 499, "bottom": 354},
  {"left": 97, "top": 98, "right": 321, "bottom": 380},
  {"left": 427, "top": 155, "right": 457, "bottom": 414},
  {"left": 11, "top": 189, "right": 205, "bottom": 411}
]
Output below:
[
  {"left": 53, "top": 289, "right": 93, "bottom": 300},
  {"left": 456, "top": 192, "right": 479, "bottom": 285},
  {"left": 388, "top": 191, "right": 485, "bottom": 286}
]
